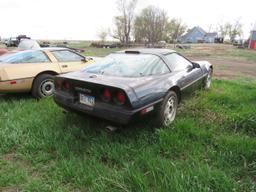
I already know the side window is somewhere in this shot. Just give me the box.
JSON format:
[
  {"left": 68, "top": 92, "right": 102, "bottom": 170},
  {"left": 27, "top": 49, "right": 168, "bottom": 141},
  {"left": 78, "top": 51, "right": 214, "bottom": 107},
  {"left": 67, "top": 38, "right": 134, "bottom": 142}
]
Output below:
[
  {"left": 51, "top": 50, "right": 84, "bottom": 62},
  {"left": 141, "top": 57, "right": 170, "bottom": 75},
  {"left": 12, "top": 51, "right": 50, "bottom": 63},
  {"left": 166, "top": 53, "right": 192, "bottom": 71}
]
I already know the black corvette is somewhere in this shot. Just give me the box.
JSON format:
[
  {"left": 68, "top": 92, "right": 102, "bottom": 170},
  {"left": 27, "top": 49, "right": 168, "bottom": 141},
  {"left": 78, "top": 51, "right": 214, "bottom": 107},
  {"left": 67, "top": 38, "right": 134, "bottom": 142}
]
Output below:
[{"left": 54, "top": 49, "right": 213, "bottom": 127}]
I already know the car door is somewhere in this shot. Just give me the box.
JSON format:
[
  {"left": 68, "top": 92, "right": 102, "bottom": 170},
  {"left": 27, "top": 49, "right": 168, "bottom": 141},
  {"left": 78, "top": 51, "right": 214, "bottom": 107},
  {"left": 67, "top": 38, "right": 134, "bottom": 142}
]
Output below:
[
  {"left": 50, "top": 50, "right": 89, "bottom": 73},
  {"left": 165, "top": 53, "right": 203, "bottom": 96},
  {"left": 0, "top": 50, "right": 60, "bottom": 92}
]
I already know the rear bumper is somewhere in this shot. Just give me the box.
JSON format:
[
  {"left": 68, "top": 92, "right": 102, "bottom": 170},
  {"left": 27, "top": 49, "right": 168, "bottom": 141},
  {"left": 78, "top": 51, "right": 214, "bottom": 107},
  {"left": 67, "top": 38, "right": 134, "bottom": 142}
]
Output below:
[{"left": 54, "top": 92, "right": 138, "bottom": 124}]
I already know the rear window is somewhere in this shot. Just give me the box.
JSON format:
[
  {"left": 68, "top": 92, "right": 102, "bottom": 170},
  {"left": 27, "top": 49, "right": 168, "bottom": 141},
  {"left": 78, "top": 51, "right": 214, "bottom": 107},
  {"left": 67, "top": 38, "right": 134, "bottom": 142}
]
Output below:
[
  {"left": 83, "top": 53, "right": 170, "bottom": 77},
  {"left": 0, "top": 51, "right": 50, "bottom": 64}
]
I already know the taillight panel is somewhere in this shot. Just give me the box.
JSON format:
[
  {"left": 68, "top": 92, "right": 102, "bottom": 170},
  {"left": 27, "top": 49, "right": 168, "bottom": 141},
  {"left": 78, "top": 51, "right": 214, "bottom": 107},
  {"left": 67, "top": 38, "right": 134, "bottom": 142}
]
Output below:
[
  {"left": 100, "top": 88, "right": 127, "bottom": 106},
  {"left": 55, "top": 79, "right": 62, "bottom": 90},
  {"left": 62, "top": 81, "right": 70, "bottom": 90},
  {"left": 115, "top": 90, "right": 126, "bottom": 105},
  {"left": 102, "top": 88, "right": 111, "bottom": 102}
]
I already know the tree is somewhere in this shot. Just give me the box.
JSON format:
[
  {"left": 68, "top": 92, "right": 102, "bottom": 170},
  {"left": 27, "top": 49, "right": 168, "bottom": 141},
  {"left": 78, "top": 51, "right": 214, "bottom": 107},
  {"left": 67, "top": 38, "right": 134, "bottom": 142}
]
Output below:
[
  {"left": 134, "top": 6, "right": 169, "bottom": 45},
  {"left": 166, "top": 18, "right": 187, "bottom": 43},
  {"left": 228, "top": 19, "right": 243, "bottom": 42},
  {"left": 112, "top": 0, "right": 138, "bottom": 45},
  {"left": 218, "top": 23, "right": 229, "bottom": 38},
  {"left": 97, "top": 28, "right": 108, "bottom": 42},
  {"left": 218, "top": 19, "right": 243, "bottom": 42}
]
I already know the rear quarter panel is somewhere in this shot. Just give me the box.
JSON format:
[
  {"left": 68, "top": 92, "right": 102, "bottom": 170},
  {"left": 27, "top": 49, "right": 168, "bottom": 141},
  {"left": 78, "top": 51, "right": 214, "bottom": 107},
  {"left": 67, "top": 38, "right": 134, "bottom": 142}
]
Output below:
[
  {"left": 130, "top": 72, "right": 181, "bottom": 108},
  {"left": 0, "top": 62, "right": 61, "bottom": 92}
]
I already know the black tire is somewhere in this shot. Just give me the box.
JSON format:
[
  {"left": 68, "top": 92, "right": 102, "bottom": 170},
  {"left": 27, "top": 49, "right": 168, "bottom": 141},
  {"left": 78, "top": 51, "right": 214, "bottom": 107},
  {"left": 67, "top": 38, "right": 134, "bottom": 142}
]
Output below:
[
  {"left": 154, "top": 91, "right": 178, "bottom": 127},
  {"left": 204, "top": 68, "right": 213, "bottom": 90},
  {"left": 32, "top": 74, "right": 55, "bottom": 99}
]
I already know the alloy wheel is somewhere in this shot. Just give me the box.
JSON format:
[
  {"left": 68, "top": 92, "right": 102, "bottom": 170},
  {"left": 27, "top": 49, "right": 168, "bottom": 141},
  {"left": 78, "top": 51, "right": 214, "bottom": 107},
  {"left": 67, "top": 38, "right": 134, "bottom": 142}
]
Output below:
[
  {"left": 39, "top": 79, "right": 55, "bottom": 97},
  {"left": 163, "top": 96, "right": 177, "bottom": 126}
]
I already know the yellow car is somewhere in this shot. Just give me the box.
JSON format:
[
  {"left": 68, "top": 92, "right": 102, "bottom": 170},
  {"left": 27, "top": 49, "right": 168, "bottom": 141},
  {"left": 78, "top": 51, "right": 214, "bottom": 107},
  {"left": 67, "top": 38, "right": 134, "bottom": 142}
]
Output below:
[{"left": 0, "top": 48, "right": 94, "bottom": 98}]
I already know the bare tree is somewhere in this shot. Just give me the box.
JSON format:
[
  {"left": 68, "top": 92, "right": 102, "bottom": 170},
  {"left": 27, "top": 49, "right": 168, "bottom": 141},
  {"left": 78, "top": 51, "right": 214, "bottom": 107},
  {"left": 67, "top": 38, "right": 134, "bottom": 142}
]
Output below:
[
  {"left": 218, "top": 19, "right": 243, "bottom": 42},
  {"left": 112, "top": 0, "right": 138, "bottom": 45},
  {"left": 166, "top": 18, "right": 187, "bottom": 43},
  {"left": 97, "top": 28, "right": 108, "bottom": 42},
  {"left": 229, "top": 19, "right": 243, "bottom": 42},
  {"left": 134, "top": 6, "right": 169, "bottom": 45}
]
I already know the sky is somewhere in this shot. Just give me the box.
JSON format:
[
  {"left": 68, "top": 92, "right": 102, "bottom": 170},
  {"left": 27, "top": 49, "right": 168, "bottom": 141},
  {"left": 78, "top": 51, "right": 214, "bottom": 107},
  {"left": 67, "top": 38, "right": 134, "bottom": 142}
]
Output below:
[{"left": 0, "top": 0, "right": 255, "bottom": 40}]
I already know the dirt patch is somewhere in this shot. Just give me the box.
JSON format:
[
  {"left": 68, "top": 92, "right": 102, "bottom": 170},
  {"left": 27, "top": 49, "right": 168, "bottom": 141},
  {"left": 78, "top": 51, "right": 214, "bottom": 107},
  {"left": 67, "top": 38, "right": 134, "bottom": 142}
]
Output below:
[
  {"left": 2, "top": 152, "right": 15, "bottom": 161},
  {"left": 1, "top": 187, "right": 22, "bottom": 192},
  {"left": 191, "top": 57, "right": 256, "bottom": 79}
]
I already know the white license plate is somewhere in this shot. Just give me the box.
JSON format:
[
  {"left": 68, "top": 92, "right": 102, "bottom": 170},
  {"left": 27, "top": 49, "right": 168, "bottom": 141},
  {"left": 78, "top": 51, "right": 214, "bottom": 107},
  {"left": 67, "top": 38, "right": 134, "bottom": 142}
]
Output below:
[{"left": 79, "top": 94, "right": 95, "bottom": 107}]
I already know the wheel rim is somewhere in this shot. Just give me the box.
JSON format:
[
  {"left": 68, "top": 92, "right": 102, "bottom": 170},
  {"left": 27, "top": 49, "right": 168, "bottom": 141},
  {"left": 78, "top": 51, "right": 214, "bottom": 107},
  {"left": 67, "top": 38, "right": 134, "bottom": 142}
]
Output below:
[
  {"left": 163, "top": 96, "right": 177, "bottom": 126},
  {"left": 39, "top": 79, "right": 55, "bottom": 97},
  {"left": 206, "top": 70, "right": 212, "bottom": 89}
]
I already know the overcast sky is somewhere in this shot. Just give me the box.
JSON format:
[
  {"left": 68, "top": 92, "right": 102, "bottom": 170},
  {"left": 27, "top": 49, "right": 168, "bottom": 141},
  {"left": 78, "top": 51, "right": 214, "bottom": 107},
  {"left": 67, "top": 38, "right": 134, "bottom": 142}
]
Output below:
[{"left": 0, "top": 0, "right": 255, "bottom": 40}]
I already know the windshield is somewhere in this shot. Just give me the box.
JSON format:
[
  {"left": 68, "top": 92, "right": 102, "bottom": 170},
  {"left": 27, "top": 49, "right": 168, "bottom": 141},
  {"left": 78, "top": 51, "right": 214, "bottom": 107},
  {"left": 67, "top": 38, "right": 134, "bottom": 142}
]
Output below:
[{"left": 83, "top": 53, "right": 169, "bottom": 77}]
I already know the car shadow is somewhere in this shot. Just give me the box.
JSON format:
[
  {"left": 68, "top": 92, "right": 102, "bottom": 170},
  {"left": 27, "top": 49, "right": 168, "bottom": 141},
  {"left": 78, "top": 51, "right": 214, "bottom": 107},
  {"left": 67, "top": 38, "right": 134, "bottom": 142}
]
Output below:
[
  {"left": 0, "top": 93, "right": 34, "bottom": 101},
  {"left": 62, "top": 111, "right": 157, "bottom": 138}
]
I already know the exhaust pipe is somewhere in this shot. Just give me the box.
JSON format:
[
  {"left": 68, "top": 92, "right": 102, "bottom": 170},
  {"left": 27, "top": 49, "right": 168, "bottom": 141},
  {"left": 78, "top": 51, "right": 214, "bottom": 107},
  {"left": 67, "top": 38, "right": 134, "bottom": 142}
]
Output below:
[{"left": 105, "top": 125, "right": 119, "bottom": 132}]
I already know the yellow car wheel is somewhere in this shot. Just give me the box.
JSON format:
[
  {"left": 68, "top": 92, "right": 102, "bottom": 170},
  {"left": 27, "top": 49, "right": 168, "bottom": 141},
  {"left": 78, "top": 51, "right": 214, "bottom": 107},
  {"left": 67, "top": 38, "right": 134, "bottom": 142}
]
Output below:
[{"left": 32, "top": 74, "right": 55, "bottom": 99}]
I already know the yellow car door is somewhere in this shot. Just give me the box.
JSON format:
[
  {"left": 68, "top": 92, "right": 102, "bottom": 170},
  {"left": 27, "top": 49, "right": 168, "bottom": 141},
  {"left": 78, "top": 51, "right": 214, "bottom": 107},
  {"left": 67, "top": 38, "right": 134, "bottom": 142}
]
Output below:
[
  {"left": 49, "top": 49, "right": 91, "bottom": 73},
  {"left": 0, "top": 50, "right": 60, "bottom": 93}
]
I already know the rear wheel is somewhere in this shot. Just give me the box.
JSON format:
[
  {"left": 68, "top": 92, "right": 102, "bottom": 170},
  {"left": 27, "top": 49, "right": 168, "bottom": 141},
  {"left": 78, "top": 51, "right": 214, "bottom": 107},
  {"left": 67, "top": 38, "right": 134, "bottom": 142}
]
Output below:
[
  {"left": 32, "top": 74, "right": 55, "bottom": 99},
  {"left": 155, "top": 91, "right": 178, "bottom": 127}
]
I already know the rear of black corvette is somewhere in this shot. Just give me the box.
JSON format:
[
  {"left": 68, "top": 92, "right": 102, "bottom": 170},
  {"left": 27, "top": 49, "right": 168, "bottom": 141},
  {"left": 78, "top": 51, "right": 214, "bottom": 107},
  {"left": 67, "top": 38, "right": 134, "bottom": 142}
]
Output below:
[
  {"left": 53, "top": 77, "right": 157, "bottom": 125},
  {"left": 53, "top": 49, "right": 213, "bottom": 127}
]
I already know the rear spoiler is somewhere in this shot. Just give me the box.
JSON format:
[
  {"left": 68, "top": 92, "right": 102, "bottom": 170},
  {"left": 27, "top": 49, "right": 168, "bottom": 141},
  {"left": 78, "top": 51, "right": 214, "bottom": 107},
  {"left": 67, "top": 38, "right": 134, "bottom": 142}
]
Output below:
[{"left": 124, "top": 50, "right": 140, "bottom": 54}]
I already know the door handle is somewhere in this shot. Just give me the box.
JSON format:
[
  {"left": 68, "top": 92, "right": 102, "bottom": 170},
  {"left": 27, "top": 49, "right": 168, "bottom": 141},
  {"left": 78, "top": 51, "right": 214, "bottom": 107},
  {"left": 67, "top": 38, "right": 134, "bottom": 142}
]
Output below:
[{"left": 62, "top": 65, "right": 68, "bottom": 68}]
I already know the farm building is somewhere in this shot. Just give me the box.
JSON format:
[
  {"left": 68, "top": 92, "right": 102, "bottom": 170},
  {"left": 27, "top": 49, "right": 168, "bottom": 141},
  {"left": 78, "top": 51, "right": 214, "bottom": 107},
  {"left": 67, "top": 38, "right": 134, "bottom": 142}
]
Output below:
[
  {"left": 179, "top": 26, "right": 206, "bottom": 43},
  {"left": 204, "top": 32, "right": 218, "bottom": 43},
  {"left": 249, "top": 22, "right": 256, "bottom": 49},
  {"left": 179, "top": 26, "right": 218, "bottom": 43}
]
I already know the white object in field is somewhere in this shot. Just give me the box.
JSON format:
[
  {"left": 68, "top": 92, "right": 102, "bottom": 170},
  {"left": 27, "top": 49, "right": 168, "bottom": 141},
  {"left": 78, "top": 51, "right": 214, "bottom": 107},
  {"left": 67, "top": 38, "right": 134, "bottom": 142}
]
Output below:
[{"left": 18, "top": 39, "right": 40, "bottom": 50}]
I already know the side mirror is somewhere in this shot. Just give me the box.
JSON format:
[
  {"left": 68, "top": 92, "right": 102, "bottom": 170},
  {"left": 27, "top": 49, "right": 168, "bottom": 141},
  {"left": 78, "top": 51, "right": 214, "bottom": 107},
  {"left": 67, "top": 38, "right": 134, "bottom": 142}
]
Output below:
[
  {"left": 187, "top": 64, "right": 193, "bottom": 72},
  {"left": 86, "top": 57, "right": 93, "bottom": 61},
  {"left": 81, "top": 57, "right": 87, "bottom": 62},
  {"left": 192, "top": 62, "right": 200, "bottom": 68}
]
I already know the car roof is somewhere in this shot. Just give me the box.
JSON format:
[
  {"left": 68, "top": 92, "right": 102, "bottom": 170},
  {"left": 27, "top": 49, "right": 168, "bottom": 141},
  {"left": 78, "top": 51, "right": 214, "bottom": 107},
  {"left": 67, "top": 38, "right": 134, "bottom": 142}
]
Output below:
[{"left": 117, "top": 48, "right": 176, "bottom": 55}]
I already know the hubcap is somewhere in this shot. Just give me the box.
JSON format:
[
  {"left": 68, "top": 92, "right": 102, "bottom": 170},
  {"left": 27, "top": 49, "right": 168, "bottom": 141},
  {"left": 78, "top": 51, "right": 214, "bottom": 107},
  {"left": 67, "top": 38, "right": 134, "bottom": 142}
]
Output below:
[
  {"left": 40, "top": 79, "right": 54, "bottom": 97},
  {"left": 163, "top": 96, "right": 177, "bottom": 126}
]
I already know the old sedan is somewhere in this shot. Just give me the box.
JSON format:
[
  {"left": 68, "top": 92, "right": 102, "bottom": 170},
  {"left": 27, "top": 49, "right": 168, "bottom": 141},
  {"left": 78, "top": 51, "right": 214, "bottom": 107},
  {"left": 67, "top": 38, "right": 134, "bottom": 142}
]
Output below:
[
  {"left": 0, "top": 48, "right": 94, "bottom": 98},
  {"left": 54, "top": 49, "right": 213, "bottom": 127}
]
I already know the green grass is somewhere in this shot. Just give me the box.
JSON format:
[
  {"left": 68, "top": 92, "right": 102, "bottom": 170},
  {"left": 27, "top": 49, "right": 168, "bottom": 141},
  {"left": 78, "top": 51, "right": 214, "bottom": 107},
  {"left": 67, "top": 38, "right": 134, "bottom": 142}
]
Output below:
[
  {"left": 83, "top": 47, "right": 122, "bottom": 57},
  {"left": 0, "top": 78, "right": 255, "bottom": 191}
]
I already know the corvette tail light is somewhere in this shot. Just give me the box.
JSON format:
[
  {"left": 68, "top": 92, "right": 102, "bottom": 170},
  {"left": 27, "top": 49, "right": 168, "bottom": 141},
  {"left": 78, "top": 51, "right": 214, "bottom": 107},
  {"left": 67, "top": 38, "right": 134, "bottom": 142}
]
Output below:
[
  {"left": 62, "top": 81, "right": 70, "bottom": 90},
  {"left": 115, "top": 90, "right": 126, "bottom": 105},
  {"left": 102, "top": 88, "right": 111, "bottom": 102}
]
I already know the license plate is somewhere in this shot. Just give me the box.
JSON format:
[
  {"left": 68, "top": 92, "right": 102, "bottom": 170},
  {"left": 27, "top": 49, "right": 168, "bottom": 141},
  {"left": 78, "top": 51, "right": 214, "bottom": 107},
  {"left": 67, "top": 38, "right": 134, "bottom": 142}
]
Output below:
[{"left": 79, "top": 94, "right": 95, "bottom": 107}]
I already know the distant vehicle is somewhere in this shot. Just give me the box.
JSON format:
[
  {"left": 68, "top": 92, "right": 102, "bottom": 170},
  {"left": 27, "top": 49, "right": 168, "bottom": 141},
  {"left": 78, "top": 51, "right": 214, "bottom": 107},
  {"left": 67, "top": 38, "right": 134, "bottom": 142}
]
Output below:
[
  {"left": 54, "top": 49, "right": 213, "bottom": 127},
  {"left": 40, "top": 41, "right": 51, "bottom": 48},
  {"left": 146, "top": 41, "right": 167, "bottom": 48},
  {"left": 4, "top": 35, "right": 31, "bottom": 47},
  {"left": 5, "top": 37, "right": 19, "bottom": 47},
  {"left": 90, "top": 42, "right": 123, "bottom": 48},
  {"left": 17, "top": 35, "right": 31, "bottom": 42},
  {"left": 0, "top": 48, "right": 95, "bottom": 98}
]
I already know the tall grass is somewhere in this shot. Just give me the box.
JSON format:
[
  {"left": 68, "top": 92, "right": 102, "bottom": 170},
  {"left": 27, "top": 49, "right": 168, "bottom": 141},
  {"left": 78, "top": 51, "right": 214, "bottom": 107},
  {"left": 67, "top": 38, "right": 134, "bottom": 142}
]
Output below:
[{"left": 0, "top": 79, "right": 255, "bottom": 191}]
